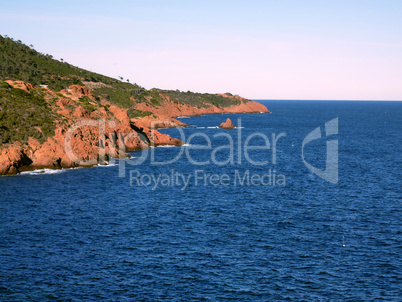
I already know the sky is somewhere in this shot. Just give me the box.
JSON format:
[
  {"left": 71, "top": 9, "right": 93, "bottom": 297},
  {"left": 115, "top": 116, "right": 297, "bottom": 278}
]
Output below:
[{"left": 1, "top": 0, "right": 401, "bottom": 100}]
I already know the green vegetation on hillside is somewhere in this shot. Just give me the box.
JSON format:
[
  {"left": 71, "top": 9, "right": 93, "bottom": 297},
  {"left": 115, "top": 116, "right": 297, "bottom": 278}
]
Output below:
[
  {"left": 0, "top": 34, "right": 142, "bottom": 93},
  {"left": 155, "top": 89, "right": 243, "bottom": 108},
  {"left": 0, "top": 34, "right": 249, "bottom": 109},
  {"left": 0, "top": 82, "right": 56, "bottom": 144},
  {"left": 127, "top": 108, "right": 154, "bottom": 119},
  {"left": 0, "top": 34, "right": 251, "bottom": 146}
]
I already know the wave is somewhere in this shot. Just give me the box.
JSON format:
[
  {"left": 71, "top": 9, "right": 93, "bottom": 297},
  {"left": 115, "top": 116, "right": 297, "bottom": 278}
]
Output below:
[
  {"left": 96, "top": 162, "right": 118, "bottom": 167},
  {"left": 193, "top": 126, "right": 241, "bottom": 129},
  {"left": 148, "top": 145, "right": 180, "bottom": 149},
  {"left": 156, "top": 145, "right": 177, "bottom": 148},
  {"left": 17, "top": 162, "right": 117, "bottom": 176},
  {"left": 19, "top": 168, "right": 69, "bottom": 176}
]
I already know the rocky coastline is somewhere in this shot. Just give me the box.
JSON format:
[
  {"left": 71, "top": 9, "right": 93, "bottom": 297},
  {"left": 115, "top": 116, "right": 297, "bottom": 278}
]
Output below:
[{"left": 0, "top": 81, "right": 269, "bottom": 175}]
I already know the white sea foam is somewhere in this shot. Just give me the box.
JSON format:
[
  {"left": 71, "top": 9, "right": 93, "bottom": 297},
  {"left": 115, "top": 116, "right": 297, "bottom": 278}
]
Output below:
[
  {"left": 96, "top": 162, "right": 118, "bottom": 167},
  {"left": 157, "top": 145, "right": 177, "bottom": 148},
  {"left": 20, "top": 168, "right": 67, "bottom": 176}
]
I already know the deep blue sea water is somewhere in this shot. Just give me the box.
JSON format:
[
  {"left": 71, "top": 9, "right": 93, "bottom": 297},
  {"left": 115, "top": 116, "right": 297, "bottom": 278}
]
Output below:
[{"left": 1, "top": 100, "right": 401, "bottom": 301}]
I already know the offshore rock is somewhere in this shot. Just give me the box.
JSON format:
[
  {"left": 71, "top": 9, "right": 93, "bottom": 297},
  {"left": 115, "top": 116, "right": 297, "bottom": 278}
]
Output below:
[{"left": 219, "top": 118, "right": 235, "bottom": 129}]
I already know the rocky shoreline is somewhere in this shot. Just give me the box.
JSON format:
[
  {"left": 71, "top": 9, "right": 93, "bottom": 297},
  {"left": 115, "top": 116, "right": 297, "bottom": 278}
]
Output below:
[{"left": 0, "top": 81, "right": 269, "bottom": 176}]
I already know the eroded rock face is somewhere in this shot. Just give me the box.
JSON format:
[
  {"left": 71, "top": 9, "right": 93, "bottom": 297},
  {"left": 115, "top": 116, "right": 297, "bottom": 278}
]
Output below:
[
  {"left": 132, "top": 116, "right": 187, "bottom": 129},
  {"left": 0, "top": 120, "right": 177, "bottom": 174},
  {"left": 5, "top": 80, "right": 33, "bottom": 92},
  {"left": 219, "top": 118, "right": 235, "bottom": 129},
  {"left": 60, "top": 85, "right": 93, "bottom": 101},
  {"left": 0, "top": 143, "right": 32, "bottom": 175},
  {"left": 0, "top": 105, "right": 185, "bottom": 174},
  {"left": 133, "top": 95, "right": 269, "bottom": 117},
  {"left": 0, "top": 81, "right": 268, "bottom": 175}
]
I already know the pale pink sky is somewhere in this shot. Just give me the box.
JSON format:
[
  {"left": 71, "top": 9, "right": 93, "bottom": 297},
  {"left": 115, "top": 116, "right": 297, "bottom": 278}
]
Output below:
[{"left": 1, "top": 1, "right": 402, "bottom": 100}]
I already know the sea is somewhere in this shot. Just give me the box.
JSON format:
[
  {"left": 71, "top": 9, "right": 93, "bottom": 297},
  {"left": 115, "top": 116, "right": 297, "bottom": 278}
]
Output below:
[{"left": 1, "top": 100, "right": 401, "bottom": 301}]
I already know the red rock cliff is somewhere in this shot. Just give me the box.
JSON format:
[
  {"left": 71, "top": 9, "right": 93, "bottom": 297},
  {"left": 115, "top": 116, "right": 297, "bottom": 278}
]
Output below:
[
  {"left": 0, "top": 82, "right": 268, "bottom": 175},
  {"left": 133, "top": 94, "right": 269, "bottom": 117}
]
